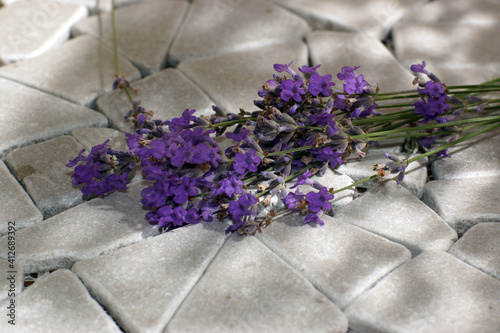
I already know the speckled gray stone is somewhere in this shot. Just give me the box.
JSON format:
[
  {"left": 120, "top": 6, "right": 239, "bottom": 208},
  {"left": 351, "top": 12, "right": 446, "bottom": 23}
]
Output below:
[
  {"left": 72, "top": 0, "right": 188, "bottom": 75},
  {"left": 97, "top": 68, "right": 215, "bottom": 133},
  {"left": 449, "top": 222, "right": 500, "bottom": 280},
  {"left": 344, "top": 251, "right": 500, "bottom": 333},
  {"left": 0, "top": 0, "right": 87, "bottom": 64},
  {"left": 423, "top": 177, "right": 500, "bottom": 236},
  {"left": 165, "top": 235, "right": 348, "bottom": 333},
  {"left": 0, "top": 77, "right": 108, "bottom": 158},
  {"left": 335, "top": 180, "right": 457, "bottom": 256},
  {"left": 168, "top": 0, "right": 310, "bottom": 66},
  {"left": 4, "top": 136, "right": 87, "bottom": 218},
  {"left": 0, "top": 160, "right": 42, "bottom": 236},
  {"left": 72, "top": 127, "right": 128, "bottom": 151},
  {"left": 0, "top": 34, "right": 141, "bottom": 108},
  {"left": 0, "top": 260, "right": 24, "bottom": 304},
  {"left": 0, "top": 269, "right": 122, "bottom": 333},
  {"left": 46, "top": 0, "right": 140, "bottom": 14},
  {"left": 178, "top": 40, "right": 308, "bottom": 115},
  {"left": 73, "top": 222, "right": 229, "bottom": 333},
  {"left": 257, "top": 214, "right": 411, "bottom": 308},
  {"left": 0, "top": 181, "right": 159, "bottom": 273}
]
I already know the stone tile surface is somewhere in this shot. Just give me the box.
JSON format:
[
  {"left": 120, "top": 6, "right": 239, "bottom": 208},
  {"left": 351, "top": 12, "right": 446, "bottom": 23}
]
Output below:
[
  {"left": 72, "top": 0, "right": 187, "bottom": 75},
  {"left": 0, "top": 269, "right": 122, "bottom": 333},
  {"left": 0, "top": 77, "right": 108, "bottom": 158},
  {"left": 97, "top": 68, "right": 215, "bottom": 133},
  {"left": 423, "top": 177, "right": 500, "bottom": 236},
  {"left": 257, "top": 214, "right": 411, "bottom": 309},
  {"left": 0, "top": 260, "right": 24, "bottom": 304},
  {"left": 72, "top": 127, "right": 128, "bottom": 151},
  {"left": 0, "top": 34, "right": 141, "bottom": 108},
  {"left": 335, "top": 180, "right": 457, "bottom": 256},
  {"left": 0, "top": 181, "right": 159, "bottom": 273},
  {"left": 0, "top": 0, "right": 87, "bottom": 65},
  {"left": 168, "top": 0, "right": 310, "bottom": 66},
  {"left": 73, "top": 222, "right": 228, "bottom": 333},
  {"left": 0, "top": 160, "right": 42, "bottom": 236},
  {"left": 178, "top": 40, "right": 308, "bottom": 114},
  {"left": 4, "top": 136, "right": 87, "bottom": 218},
  {"left": 165, "top": 235, "right": 348, "bottom": 333},
  {"left": 344, "top": 251, "right": 500, "bottom": 333},
  {"left": 449, "top": 222, "right": 500, "bottom": 280}
]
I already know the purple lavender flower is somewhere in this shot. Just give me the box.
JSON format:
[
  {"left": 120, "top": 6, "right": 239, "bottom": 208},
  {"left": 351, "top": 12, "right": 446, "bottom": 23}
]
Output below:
[
  {"left": 228, "top": 193, "right": 258, "bottom": 222},
  {"left": 410, "top": 61, "right": 440, "bottom": 82},
  {"left": 384, "top": 153, "right": 407, "bottom": 185},
  {"left": 280, "top": 79, "right": 306, "bottom": 103},
  {"left": 305, "top": 187, "right": 333, "bottom": 213},
  {"left": 211, "top": 175, "right": 244, "bottom": 197},
  {"left": 284, "top": 188, "right": 306, "bottom": 209},
  {"left": 273, "top": 62, "right": 297, "bottom": 76},
  {"left": 233, "top": 149, "right": 261, "bottom": 175},
  {"left": 226, "top": 127, "right": 251, "bottom": 142},
  {"left": 314, "top": 146, "right": 343, "bottom": 168},
  {"left": 304, "top": 212, "right": 325, "bottom": 226},
  {"left": 309, "top": 73, "right": 335, "bottom": 97}
]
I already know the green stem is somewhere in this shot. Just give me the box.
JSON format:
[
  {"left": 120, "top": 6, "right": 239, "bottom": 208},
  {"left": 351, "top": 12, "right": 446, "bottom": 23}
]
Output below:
[{"left": 332, "top": 174, "right": 379, "bottom": 195}]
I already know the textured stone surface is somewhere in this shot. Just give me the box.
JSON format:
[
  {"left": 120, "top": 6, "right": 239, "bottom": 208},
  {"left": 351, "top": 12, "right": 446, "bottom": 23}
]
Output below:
[
  {"left": 73, "top": 222, "right": 228, "bottom": 333},
  {"left": 97, "top": 68, "right": 215, "bottom": 133},
  {"left": 0, "top": 260, "right": 24, "bottom": 304},
  {"left": 279, "top": 0, "right": 426, "bottom": 40},
  {"left": 72, "top": 0, "right": 188, "bottom": 75},
  {"left": 449, "top": 222, "right": 500, "bottom": 280},
  {"left": 0, "top": 34, "right": 141, "bottom": 108},
  {"left": 0, "top": 160, "right": 42, "bottom": 236},
  {"left": 165, "top": 235, "right": 348, "bottom": 333},
  {"left": 0, "top": 181, "right": 159, "bottom": 273},
  {"left": 0, "top": 269, "right": 122, "bottom": 333},
  {"left": 0, "top": 0, "right": 87, "bottom": 64},
  {"left": 335, "top": 180, "right": 457, "bottom": 256},
  {"left": 423, "top": 177, "right": 500, "bottom": 236},
  {"left": 337, "top": 152, "right": 428, "bottom": 198},
  {"left": 257, "top": 214, "right": 411, "bottom": 308},
  {"left": 4, "top": 136, "right": 86, "bottom": 218},
  {"left": 178, "top": 40, "right": 308, "bottom": 114},
  {"left": 344, "top": 251, "right": 500, "bottom": 333},
  {"left": 0, "top": 77, "right": 108, "bottom": 158},
  {"left": 72, "top": 127, "right": 128, "bottom": 151},
  {"left": 168, "top": 0, "right": 310, "bottom": 66}
]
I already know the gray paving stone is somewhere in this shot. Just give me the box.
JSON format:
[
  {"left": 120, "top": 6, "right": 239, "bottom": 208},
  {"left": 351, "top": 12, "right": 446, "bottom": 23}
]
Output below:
[
  {"left": 0, "top": 160, "right": 42, "bottom": 236},
  {"left": 402, "top": 0, "right": 500, "bottom": 26},
  {"left": 344, "top": 250, "right": 500, "bottom": 333},
  {"left": 72, "top": 127, "right": 128, "bottom": 151},
  {"left": 431, "top": 128, "right": 500, "bottom": 180},
  {"left": 0, "top": 0, "right": 87, "bottom": 65},
  {"left": 449, "top": 222, "right": 500, "bottom": 280},
  {"left": 426, "top": 65, "right": 500, "bottom": 86},
  {"left": 0, "top": 77, "right": 108, "bottom": 158},
  {"left": 393, "top": 22, "right": 500, "bottom": 71},
  {"left": 0, "top": 260, "right": 24, "bottom": 304},
  {"left": 257, "top": 214, "right": 411, "bottom": 309},
  {"left": 73, "top": 222, "right": 228, "bottom": 333},
  {"left": 0, "top": 181, "right": 159, "bottom": 273},
  {"left": 178, "top": 40, "right": 308, "bottom": 115},
  {"left": 72, "top": 0, "right": 188, "bottom": 76},
  {"left": 4, "top": 136, "right": 87, "bottom": 218},
  {"left": 168, "top": 0, "right": 310, "bottom": 66},
  {"left": 70, "top": 0, "right": 140, "bottom": 14},
  {"left": 423, "top": 177, "right": 500, "bottom": 236},
  {"left": 335, "top": 180, "right": 457, "bottom": 256},
  {"left": 336, "top": 152, "right": 428, "bottom": 198},
  {"left": 97, "top": 68, "right": 215, "bottom": 133},
  {"left": 0, "top": 269, "right": 122, "bottom": 333},
  {"left": 0, "top": 34, "right": 141, "bottom": 108},
  {"left": 279, "top": 0, "right": 426, "bottom": 40},
  {"left": 165, "top": 235, "right": 348, "bottom": 333},
  {"left": 308, "top": 30, "right": 415, "bottom": 93}
]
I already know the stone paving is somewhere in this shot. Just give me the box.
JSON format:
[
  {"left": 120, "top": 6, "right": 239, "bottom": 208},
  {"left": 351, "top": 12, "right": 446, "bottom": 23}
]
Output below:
[{"left": 0, "top": 0, "right": 499, "bottom": 332}]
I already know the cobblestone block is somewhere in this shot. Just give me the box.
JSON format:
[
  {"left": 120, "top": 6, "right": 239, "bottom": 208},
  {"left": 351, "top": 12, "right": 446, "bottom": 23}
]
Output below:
[
  {"left": 0, "top": 269, "right": 121, "bottom": 333},
  {"left": 0, "top": 34, "right": 141, "bottom": 108},
  {"left": 257, "top": 214, "right": 411, "bottom": 308},
  {"left": 168, "top": 0, "right": 310, "bottom": 66},
  {"left": 4, "top": 136, "right": 87, "bottom": 218},
  {"left": 344, "top": 251, "right": 500, "bottom": 333},
  {"left": 73, "top": 222, "right": 228, "bottom": 333},
  {"left": 71, "top": 127, "right": 128, "bottom": 151},
  {"left": 0, "top": 0, "right": 87, "bottom": 65},
  {"left": 449, "top": 222, "right": 500, "bottom": 280},
  {"left": 0, "top": 160, "right": 42, "bottom": 236},
  {"left": 0, "top": 77, "right": 108, "bottom": 158},
  {"left": 97, "top": 68, "right": 215, "bottom": 133},
  {"left": 423, "top": 177, "right": 500, "bottom": 236},
  {"left": 72, "top": 0, "right": 188, "bottom": 75},
  {"left": 0, "top": 260, "right": 24, "bottom": 304},
  {"left": 0, "top": 181, "right": 159, "bottom": 273},
  {"left": 178, "top": 40, "right": 308, "bottom": 115},
  {"left": 165, "top": 235, "right": 348, "bottom": 333},
  {"left": 335, "top": 180, "right": 457, "bottom": 256}
]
